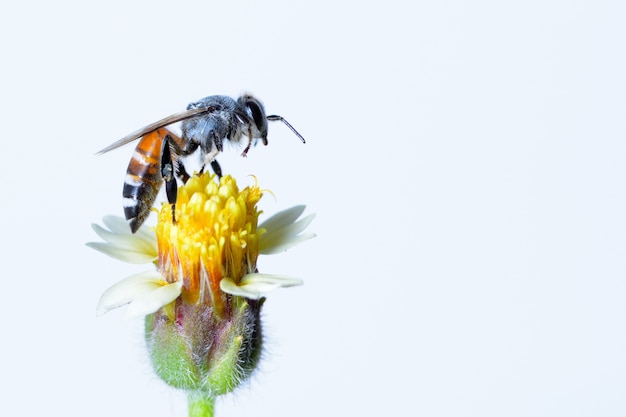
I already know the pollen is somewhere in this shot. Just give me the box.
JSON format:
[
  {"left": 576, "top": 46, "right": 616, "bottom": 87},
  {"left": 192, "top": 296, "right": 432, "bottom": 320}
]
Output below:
[{"left": 156, "top": 173, "right": 263, "bottom": 314}]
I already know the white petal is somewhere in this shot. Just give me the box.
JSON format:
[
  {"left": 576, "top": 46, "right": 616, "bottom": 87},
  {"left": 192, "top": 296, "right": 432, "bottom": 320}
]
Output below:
[
  {"left": 259, "top": 221, "right": 316, "bottom": 254},
  {"left": 101, "top": 215, "right": 133, "bottom": 234},
  {"left": 92, "top": 222, "right": 157, "bottom": 255},
  {"left": 97, "top": 271, "right": 168, "bottom": 315},
  {"left": 103, "top": 215, "right": 157, "bottom": 244},
  {"left": 259, "top": 206, "right": 316, "bottom": 254},
  {"left": 124, "top": 280, "right": 182, "bottom": 320},
  {"left": 259, "top": 205, "right": 306, "bottom": 231},
  {"left": 98, "top": 216, "right": 157, "bottom": 249},
  {"left": 220, "top": 273, "right": 303, "bottom": 300},
  {"left": 87, "top": 216, "right": 158, "bottom": 264},
  {"left": 241, "top": 273, "right": 304, "bottom": 288},
  {"left": 86, "top": 242, "right": 157, "bottom": 264}
]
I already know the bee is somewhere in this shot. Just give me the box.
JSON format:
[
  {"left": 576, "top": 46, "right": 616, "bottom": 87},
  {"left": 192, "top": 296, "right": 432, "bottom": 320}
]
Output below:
[{"left": 97, "top": 94, "right": 305, "bottom": 233}]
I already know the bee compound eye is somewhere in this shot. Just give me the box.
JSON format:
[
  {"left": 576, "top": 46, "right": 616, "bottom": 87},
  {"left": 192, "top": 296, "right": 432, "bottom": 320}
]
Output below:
[{"left": 246, "top": 99, "right": 267, "bottom": 132}]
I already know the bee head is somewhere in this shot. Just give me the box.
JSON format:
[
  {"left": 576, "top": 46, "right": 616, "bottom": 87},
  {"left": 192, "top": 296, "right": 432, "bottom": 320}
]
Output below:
[{"left": 238, "top": 94, "right": 269, "bottom": 145}]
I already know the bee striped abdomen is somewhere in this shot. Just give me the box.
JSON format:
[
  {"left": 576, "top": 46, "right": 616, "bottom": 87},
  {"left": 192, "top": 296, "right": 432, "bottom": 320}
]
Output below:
[{"left": 123, "top": 128, "right": 171, "bottom": 232}]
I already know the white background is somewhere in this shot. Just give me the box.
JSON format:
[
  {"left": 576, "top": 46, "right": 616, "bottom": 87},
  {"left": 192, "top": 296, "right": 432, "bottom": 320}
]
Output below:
[{"left": 1, "top": 1, "right": 625, "bottom": 416}]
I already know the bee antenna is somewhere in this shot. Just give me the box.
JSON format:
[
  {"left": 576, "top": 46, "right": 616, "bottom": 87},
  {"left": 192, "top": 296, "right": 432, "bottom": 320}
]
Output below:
[{"left": 267, "top": 115, "right": 306, "bottom": 143}]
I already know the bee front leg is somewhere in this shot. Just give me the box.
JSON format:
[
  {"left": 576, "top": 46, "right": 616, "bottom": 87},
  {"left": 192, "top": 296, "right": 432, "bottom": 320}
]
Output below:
[{"left": 241, "top": 129, "right": 254, "bottom": 157}]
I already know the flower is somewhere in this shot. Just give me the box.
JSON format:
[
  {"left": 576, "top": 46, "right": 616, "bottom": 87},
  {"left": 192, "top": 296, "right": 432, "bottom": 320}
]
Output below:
[
  {"left": 91, "top": 180, "right": 314, "bottom": 318},
  {"left": 88, "top": 172, "right": 315, "bottom": 409}
]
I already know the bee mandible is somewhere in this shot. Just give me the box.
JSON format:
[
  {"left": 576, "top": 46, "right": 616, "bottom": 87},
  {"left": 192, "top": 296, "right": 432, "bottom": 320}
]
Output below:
[{"left": 97, "top": 94, "right": 305, "bottom": 233}]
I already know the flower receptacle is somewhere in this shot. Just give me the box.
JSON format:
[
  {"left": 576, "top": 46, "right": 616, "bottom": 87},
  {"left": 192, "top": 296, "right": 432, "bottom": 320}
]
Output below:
[{"left": 145, "top": 297, "right": 265, "bottom": 396}]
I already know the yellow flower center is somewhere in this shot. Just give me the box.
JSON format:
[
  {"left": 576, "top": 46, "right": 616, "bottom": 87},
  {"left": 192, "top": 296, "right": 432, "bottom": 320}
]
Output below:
[{"left": 156, "top": 173, "right": 263, "bottom": 314}]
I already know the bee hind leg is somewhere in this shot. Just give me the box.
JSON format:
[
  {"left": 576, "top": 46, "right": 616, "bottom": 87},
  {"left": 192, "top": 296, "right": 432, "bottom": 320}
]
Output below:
[
  {"left": 175, "top": 160, "right": 191, "bottom": 184},
  {"left": 161, "top": 135, "right": 178, "bottom": 223}
]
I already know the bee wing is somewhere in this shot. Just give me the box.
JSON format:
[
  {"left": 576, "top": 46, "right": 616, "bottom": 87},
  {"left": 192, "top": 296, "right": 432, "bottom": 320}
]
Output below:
[{"left": 96, "top": 107, "right": 212, "bottom": 155}]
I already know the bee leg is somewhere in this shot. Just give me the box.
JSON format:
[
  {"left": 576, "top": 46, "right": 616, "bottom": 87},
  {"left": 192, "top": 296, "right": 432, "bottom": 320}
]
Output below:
[
  {"left": 241, "top": 129, "right": 254, "bottom": 157},
  {"left": 161, "top": 135, "right": 178, "bottom": 223},
  {"left": 197, "top": 148, "right": 221, "bottom": 178},
  {"left": 162, "top": 136, "right": 191, "bottom": 185},
  {"left": 175, "top": 160, "right": 191, "bottom": 184},
  {"left": 210, "top": 160, "right": 223, "bottom": 178},
  {"left": 241, "top": 142, "right": 252, "bottom": 157},
  {"left": 197, "top": 158, "right": 221, "bottom": 179}
]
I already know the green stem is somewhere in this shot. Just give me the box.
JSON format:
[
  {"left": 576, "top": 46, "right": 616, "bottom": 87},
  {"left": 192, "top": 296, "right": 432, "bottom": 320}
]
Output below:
[{"left": 188, "top": 392, "right": 215, "bottom": 417}]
